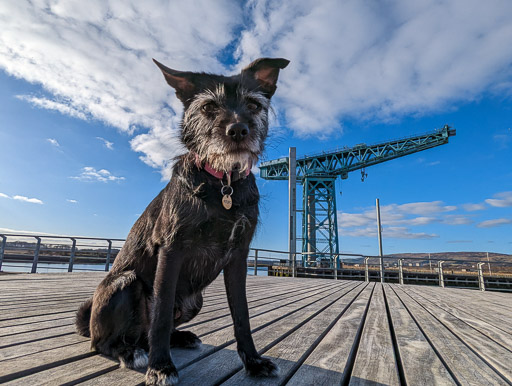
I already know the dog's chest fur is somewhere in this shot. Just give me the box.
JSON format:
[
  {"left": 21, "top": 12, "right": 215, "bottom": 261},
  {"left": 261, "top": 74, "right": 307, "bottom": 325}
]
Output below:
[{"left": 115, "top": 155, "right": 259, "bottom": 292}]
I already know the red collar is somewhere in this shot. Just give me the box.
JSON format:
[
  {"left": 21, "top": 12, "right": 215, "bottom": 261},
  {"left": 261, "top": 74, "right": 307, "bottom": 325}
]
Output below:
[{"left": 194, "top": 153, "right": 251, "bottom": 180}]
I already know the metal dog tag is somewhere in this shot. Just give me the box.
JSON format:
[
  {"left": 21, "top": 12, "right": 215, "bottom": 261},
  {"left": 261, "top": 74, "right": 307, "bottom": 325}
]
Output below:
[
  {"left": 221, "top": 174, "right": 233, "bottom": 210},
  {"left": 222, "top": 195, "right": 232, "bottom": 210}
]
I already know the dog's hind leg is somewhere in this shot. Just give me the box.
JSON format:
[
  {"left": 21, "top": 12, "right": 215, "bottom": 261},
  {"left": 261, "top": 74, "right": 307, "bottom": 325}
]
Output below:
[
  {"left": 89, "top": 271, "right": 149, "bottom": 369},
  {"left": 171, "top": 292, "right": 203, "bottom": 348}
]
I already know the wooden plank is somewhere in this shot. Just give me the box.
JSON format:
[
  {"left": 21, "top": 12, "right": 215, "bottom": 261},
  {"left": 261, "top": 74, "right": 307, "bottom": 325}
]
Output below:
[
  {"left": 0, "top": 333, "right": 89, "bottom": 361},
  {"left": 349, "top": 283, "right": 400, "bottom": 386},
  {"left": 0, "top": 342, "right": 92, "bottom": 381},
  {"left": 0, "top": 311, "right": 77, "bottom": 329},
  {"left": 0, "top": 305, "right": 84, "bottom": 323},
  {"left": 0, "top": 298, "right": 90, "bottom": 313},
  {"left": 78, "top": 366, "right": 144, "bottom": 386},
  {"left": 4, "top": 354, "right": 118, "bottom": 385},
  {"left": 392, "top": 285, "right": 508, "bottom": 385},
  {"left": 182, "top": 282, "right": 345, "bottom": 336},
  {"left": 407, "top": 285, "right": 512, "bottom": 336},
  {"left": 286, "top": 283, "right": 374, "bottom": 386},
  {"left": 0, "top": 277, "right": 301, "bottom": 322},
  {"left": 383, "top": 284, "right": 456, "bottom": 385},
  {"left": 86, "top": 281, "right": 360, "bottom": 385},
  {"left": 0, "top": 316, "right": 75, "bottom": 337},
  {"left": 189, "top": 281, "right": 326, "bottom": 316},
  {"left": 407, "top": 286, "right": 512, "bottom": 347},
  {"left": 404, "top": 287, "right": 512, "bottom": 382},
  {"left": 416, "top": 286, "right": 512, "bottom": 324},
  {"left": 219, "top": 283, "right": 366, "bottom": 385},
  {"left": 0, "top": 324, "right": 76, "bottom": 347}
]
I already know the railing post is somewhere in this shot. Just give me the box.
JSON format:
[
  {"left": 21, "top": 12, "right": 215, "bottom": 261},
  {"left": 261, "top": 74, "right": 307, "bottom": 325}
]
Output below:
[
  {"left": 254, "top": 249, "right": 258, "bottom": 276},
  {"left": 477, "top": 262, "right": 485, "bottom": 291},
  {"left": 0, "top": 235, "right": 6, "bottom": 271},
  {"left": 68, "top": 238, "right": 77, "bottom": 272},
  {"left": 31, "top": 237, "right": 41, "bottom": 273},
  {"left": 364, "top": 257, "right": 369, "bottom": 282},
  {"left": 376, "top": 198, "right": 384, "bottom": 283},
  {"left": 398, "top": 259, "right": 404, "bottom": 285},
  {"left": 104, "top": 240, "right": 112, "bottom": 272},
  {"left": 438, "top": 261, "right": 445, "bottom": 288},
  {"left": 292, "top": 253, "right": 296, "bottom": 278},
  {"left": 334, "top": 254, "right": 338, "bottom": 280}
]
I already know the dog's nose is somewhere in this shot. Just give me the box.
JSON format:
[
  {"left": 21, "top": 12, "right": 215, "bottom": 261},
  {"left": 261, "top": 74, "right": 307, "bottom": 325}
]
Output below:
[{"left": 226, "top": 123, "right": 249, "bottom": 142}]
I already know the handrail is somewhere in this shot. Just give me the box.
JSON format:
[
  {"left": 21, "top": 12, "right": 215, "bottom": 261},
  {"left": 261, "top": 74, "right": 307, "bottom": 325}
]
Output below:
[{"left": 1, "top": 233, "right": 511, "bottom": 292}]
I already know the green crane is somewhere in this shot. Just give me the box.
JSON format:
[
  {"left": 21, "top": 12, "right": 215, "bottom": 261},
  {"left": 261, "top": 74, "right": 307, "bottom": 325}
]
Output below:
[{"left": 259, "top": 125, "right": 456, "bottom": 267}]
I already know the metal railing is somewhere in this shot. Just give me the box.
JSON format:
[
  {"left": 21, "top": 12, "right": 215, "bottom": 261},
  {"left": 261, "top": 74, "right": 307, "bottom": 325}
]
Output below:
[
  {"left": 1, "top": 233, "right": 511, "bottom": 292},
  {"left": 0, "top": 234, "right": 124, "bottom": 273}
]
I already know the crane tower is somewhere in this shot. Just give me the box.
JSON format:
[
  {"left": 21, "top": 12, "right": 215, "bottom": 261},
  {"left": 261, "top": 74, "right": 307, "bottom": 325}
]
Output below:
[{"left": 259, "top": 125, "right": 456, "bottom": 267}]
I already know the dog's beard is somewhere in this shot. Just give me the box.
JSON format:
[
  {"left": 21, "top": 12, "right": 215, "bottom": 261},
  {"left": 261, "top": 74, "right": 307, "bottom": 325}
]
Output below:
[{"left": 204, "top": 151, "right": 257, "bottom": 173}]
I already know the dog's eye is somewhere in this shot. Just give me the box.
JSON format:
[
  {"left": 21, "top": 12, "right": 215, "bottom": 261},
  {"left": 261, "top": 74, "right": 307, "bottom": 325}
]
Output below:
[
  {"left": 247, "top": 102, "right": 261, "bottom": 112},
  {"left": 201, "top": 103, "right": 216, "bottom": 113}
]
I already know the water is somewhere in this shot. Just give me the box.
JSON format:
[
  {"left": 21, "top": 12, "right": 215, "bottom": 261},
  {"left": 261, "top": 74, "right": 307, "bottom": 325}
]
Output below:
[{"left": 1, "top": 263, "right": 269, "bottom": 276}]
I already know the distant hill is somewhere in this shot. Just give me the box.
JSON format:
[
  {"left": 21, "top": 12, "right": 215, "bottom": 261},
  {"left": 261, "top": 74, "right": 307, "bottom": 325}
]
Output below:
[
  {"left": 385, "top": 252, "right": 511, "bottom": 265},
  {"left": 343, "top": 252, "right": 512, "bottom": 269}
]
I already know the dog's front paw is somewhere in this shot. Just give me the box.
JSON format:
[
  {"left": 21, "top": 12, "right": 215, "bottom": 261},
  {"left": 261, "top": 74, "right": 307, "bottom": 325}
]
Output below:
[
  {"left": 245, "top": 356, "right": 279, "bottom": 377},
  {"left": 145, "top": 364, "right": 179, "bottom": 386},
  {"left": 171, "top": 330, "right": 201, "bottom": 348}
]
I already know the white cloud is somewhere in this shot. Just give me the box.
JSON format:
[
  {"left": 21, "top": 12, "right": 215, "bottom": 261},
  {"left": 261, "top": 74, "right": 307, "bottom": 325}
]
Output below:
[
  {"left": 441, "top": 215, "right": 473, "bottom": 226},
  {"left": 0, "top": 0, "right": 242, "bottom": 177},
  {"left": 339, "top": 200, "right": 457, "bottom": 229},
  {"left": 477, "top": 218, "right": 512, "bottom": 228},
  {"left": 462, "top": 203, "right": 486, "bottom": 211},
  {"left": 391, "top": 201, "right": 457, "bottom": 215},
  {"left": 47, "top": 138, "right": 60, "bottom": 147},
  {"left": 0, "top": 192, "right": 43, "bottom": 204},
  {"left": 67, "top": 199, "right": 78, "bottom": 203},
  {"left": 13, "top": 195, "right": 44, "bottom": 204},
  {"left": 236, "top": 0, "right": 512, "bottom": 135},
  {"left": 71, "top": 167, "right": 125, "bottom": 183},
  {"left": 96, "top": 137, "right": 114, "bottom": 150},
  {"left": 1, "top": 0, "right": 512, "bottom": 175},
  {"left": 338, "top": 199, "right": 471, "bottom": 239},
  {"left": 340, "top": 225, "right": 438, "bottom": 239},
  {"left": 17, "top": 95, "right": 87, "bottom": 120},
  {"left": 485, "top": 191, "right": 512, "bottom": 208}
]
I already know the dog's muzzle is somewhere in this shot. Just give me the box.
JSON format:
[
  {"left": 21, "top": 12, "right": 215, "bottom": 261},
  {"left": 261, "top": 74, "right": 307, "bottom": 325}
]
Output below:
[{"left": 226, "top": 123, "right": 249, "bottom": 143}]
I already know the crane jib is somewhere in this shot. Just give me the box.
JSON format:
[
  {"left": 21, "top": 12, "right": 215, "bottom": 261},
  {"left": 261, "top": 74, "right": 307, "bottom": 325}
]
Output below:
[{"left": 258, "top": 125, "right": 456, "bottom": 267}]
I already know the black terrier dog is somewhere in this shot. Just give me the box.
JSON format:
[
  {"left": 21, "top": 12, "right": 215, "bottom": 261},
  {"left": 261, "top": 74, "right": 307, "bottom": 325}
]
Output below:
[{"left": 75, "top": 57, "right": 289, "bottom": 385}]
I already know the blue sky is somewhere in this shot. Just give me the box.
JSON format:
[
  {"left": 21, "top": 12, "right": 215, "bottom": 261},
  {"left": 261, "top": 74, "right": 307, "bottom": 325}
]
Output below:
[{"left": 0, "top": 0, "right": 511, "bottom": 256}]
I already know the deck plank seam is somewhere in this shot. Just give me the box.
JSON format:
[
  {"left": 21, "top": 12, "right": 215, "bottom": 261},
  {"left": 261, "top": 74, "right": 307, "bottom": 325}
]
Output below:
[
  {"left": 175, "top": 282, "right": 361, "bottom": 374},
  {"left": 277, "top": 282, "right": 371, "bottom": 386},
  {"left": 184, "top": 281, "right": 336, "bottom": 326},
  {"left": 383, "top": 285, "right": 406, "bottom": 386},
  {"left": 406, "top": 287, "right": 512, "bottom": 353},
  {"left": 208, "top": 282, "right": 366, "bottom": 385},
  {"left": 339, "top": 282, "right": 376, "bottom": 386},
  {"left": 0, "top": 331, "right": 76, "bottom": 350},
  {"left": 389, "top": 285, "right": 462, "bottom": 386},
  {"left": 60, "top": 364, "right": 120, "bottom": 386},
  {"left": 184, "top": 281, "right": 348, "bottom": 334},
  {"left": 0, "top": 352, "right": 97, "bottom": 383},
  {"left": 396, "top": 286, "right": 512, "bottom": 385}
]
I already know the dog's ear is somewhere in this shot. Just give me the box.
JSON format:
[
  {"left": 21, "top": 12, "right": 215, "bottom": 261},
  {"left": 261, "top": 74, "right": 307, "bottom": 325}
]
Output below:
[
  {"left": 153, "top": 59, "right": 197, "bottom": 102},
  {"left": 242, "top": 58, "right": 290, "bottom": 97}
]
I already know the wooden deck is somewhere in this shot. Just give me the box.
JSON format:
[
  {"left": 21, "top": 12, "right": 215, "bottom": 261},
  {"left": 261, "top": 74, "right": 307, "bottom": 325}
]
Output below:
[{"left": 1, "top": 273, "right": 511, "bottom": 385}]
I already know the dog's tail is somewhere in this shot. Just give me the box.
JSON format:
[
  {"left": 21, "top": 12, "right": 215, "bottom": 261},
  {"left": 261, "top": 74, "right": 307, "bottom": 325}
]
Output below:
[{"left": 75, "top": 297, "right": 93, "bottom": 337}]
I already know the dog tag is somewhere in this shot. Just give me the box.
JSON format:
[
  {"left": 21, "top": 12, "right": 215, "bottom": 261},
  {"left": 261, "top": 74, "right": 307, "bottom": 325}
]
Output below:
[
  {"left": 222, "top": 194, "right": 232, "bottom": 210},
  {"left": 221, "top": 175, "right": 233, "bottom": 210}
]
